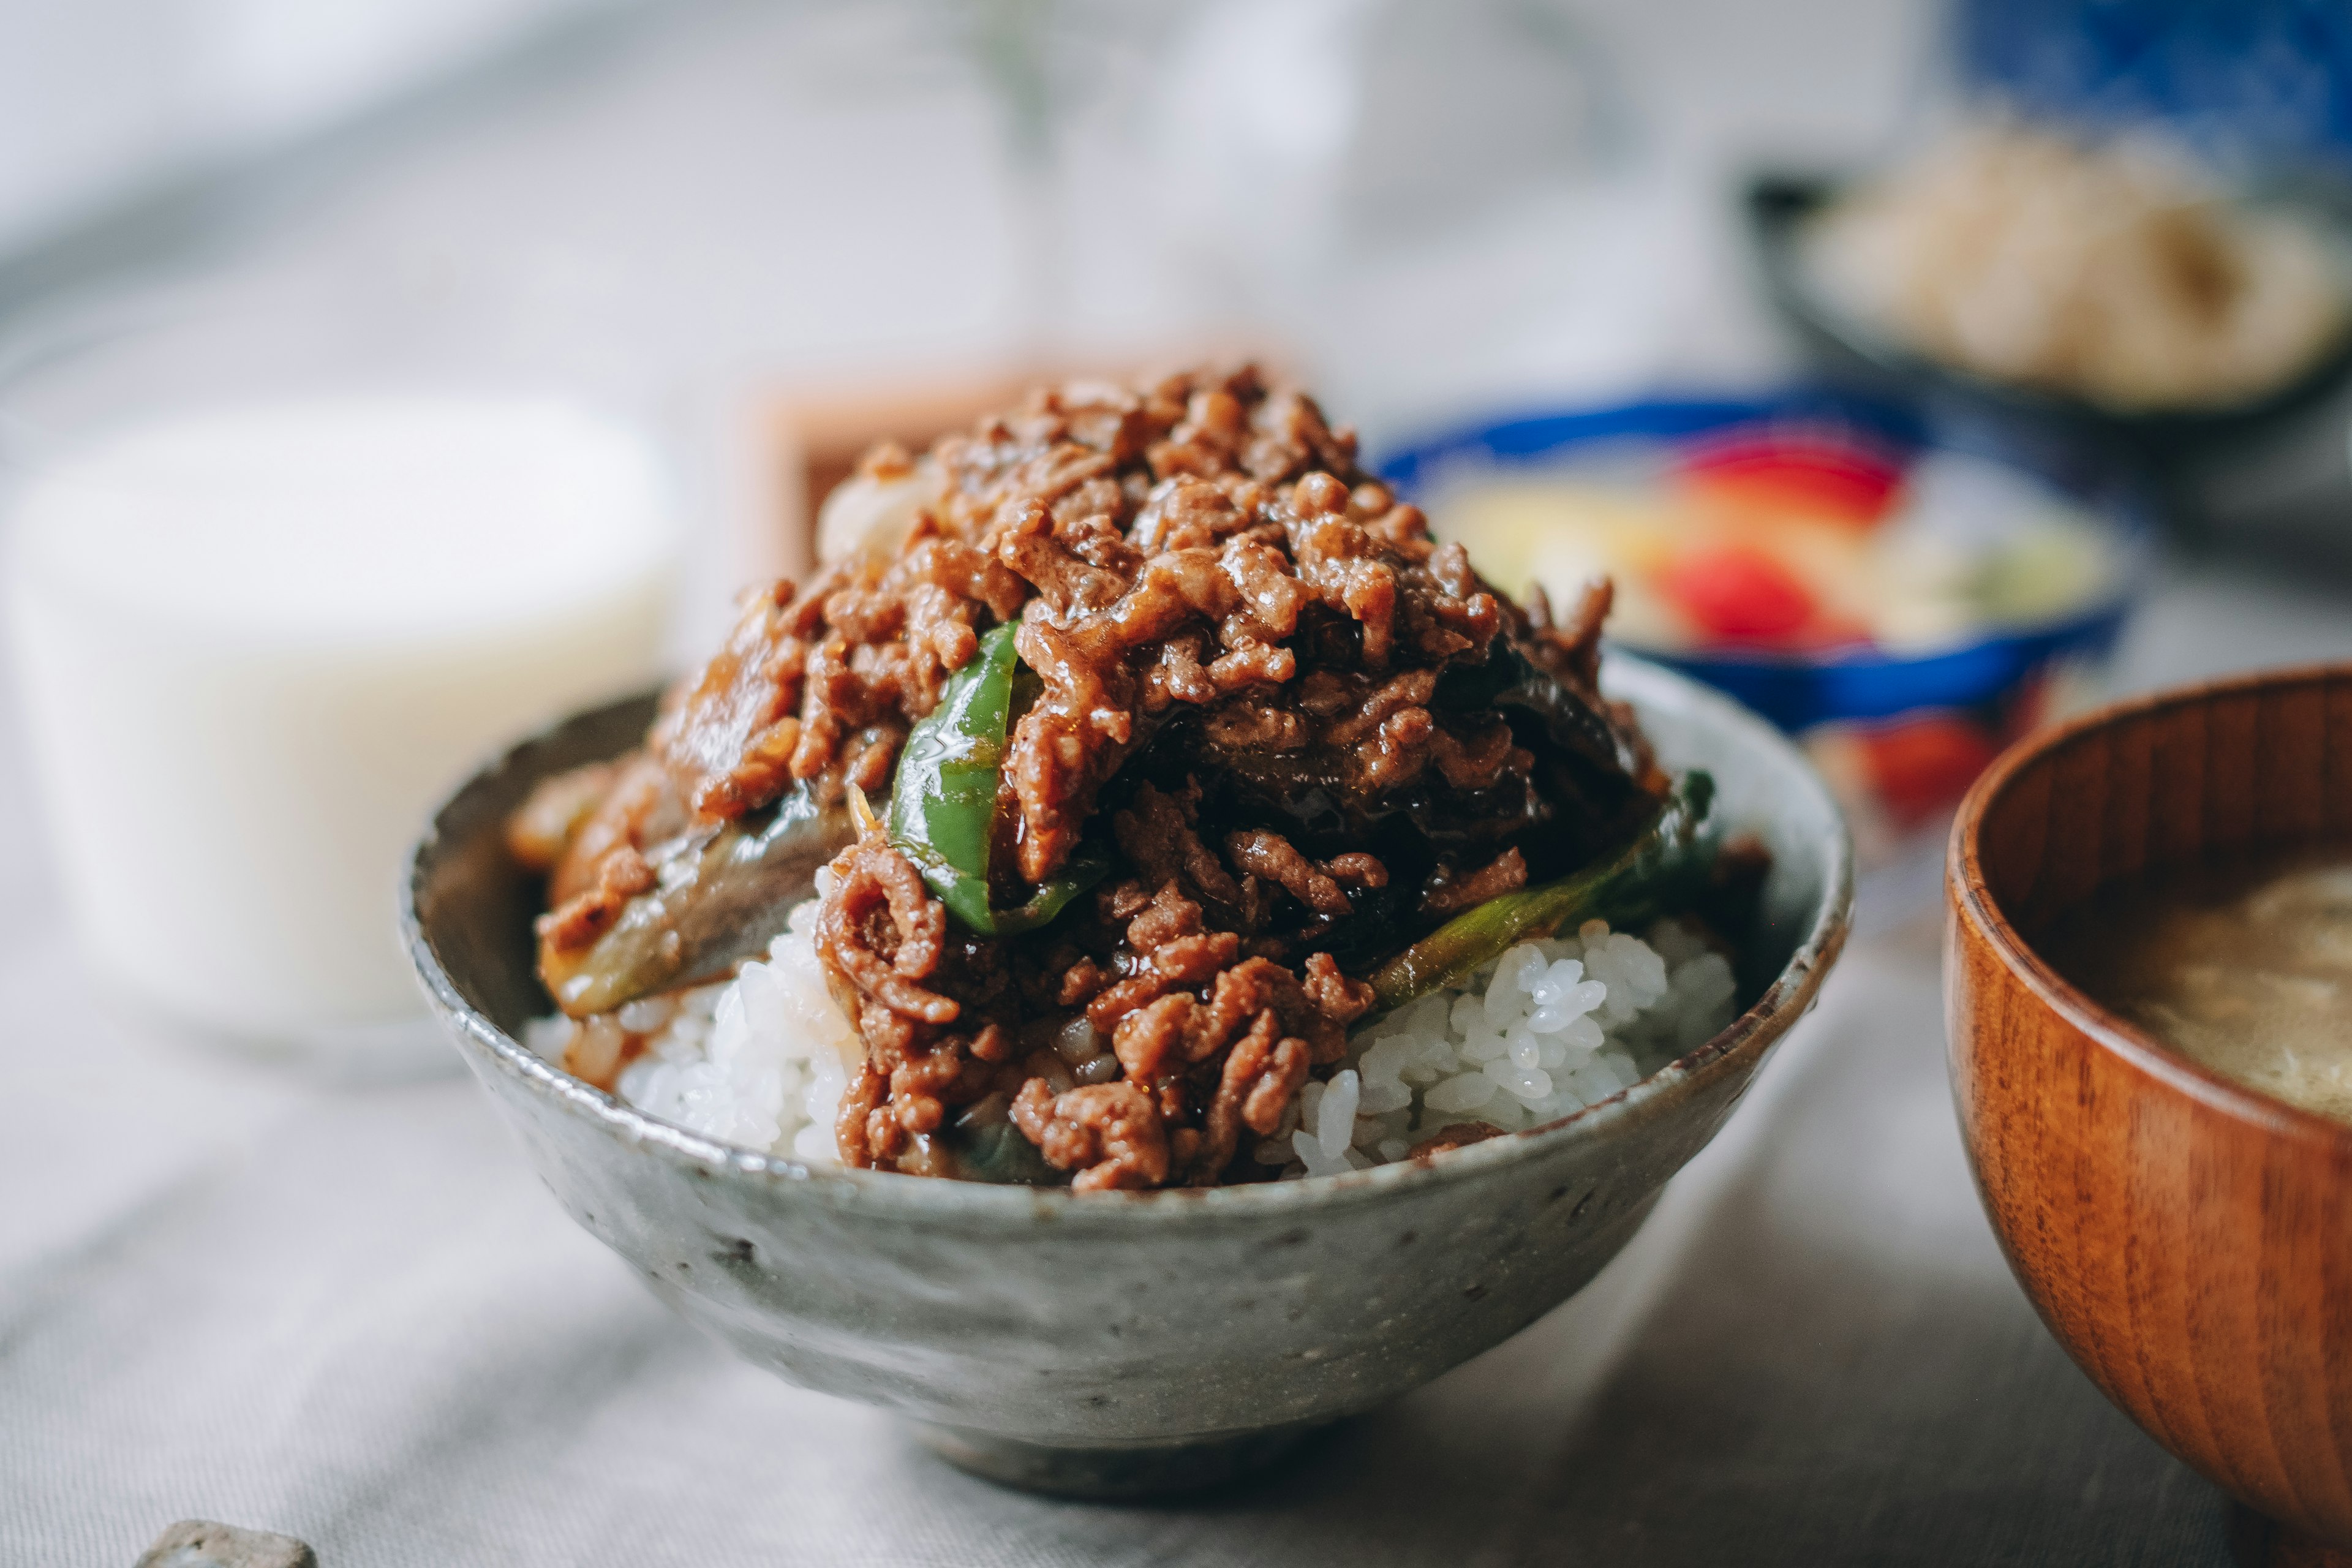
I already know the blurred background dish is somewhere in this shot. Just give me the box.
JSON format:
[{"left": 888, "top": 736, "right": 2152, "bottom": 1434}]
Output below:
[
  {"left": 1382, "top": 390, "right": 2143, "bottom": 908},
  {"left": 1750, "top": 0, "right": 2352, "bottom": 571},
  {"left": 0, "top": 273, "right": 680, "bottom": 1076},
  {"left": 1949, "top": 0, "right": 2352, "bottom": 175},
  {"left": 1747, "top": 163, "right": 2352, "bottom": 478},
  {"left": 1801, "top": 123, "right": 2352, "bottom": 417}
]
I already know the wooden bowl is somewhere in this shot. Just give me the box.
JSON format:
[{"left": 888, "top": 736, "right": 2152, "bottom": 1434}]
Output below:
[{"left": 1947, "top": 665, "right": 2352, "bottom": 1553}]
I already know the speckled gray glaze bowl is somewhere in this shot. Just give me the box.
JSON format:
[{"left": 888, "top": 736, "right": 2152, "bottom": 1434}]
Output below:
[{"left": 402, "top": 658, "right": 1851, "bottom": 1497}]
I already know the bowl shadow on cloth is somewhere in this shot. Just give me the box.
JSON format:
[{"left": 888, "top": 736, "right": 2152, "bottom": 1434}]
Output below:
[{"left": 403, "top": 657, "right": 1851, "bottom": 1499}]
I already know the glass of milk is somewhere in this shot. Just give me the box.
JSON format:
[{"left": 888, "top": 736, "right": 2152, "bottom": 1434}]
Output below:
[{"left": 0, "top": 273, "right": 680, "bottom": 1077}]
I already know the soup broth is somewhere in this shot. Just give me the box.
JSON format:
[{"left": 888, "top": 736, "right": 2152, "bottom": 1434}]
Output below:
[{"left": 2038, "top": 842, "right": 2352, "bottom": 1125}]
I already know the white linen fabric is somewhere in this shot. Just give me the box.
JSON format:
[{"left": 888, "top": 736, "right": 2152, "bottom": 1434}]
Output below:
[
  {"left": 0, "top": 894, "right": 2233, "bottom": 1566},
  {"left": 9, "top": 1, "right": 2352, "bottom": 1550}
]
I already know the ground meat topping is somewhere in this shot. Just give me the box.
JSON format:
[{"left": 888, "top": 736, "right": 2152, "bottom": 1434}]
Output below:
[
  {"left": 1010, "top": 1079, "right": 1170, "bottom": 1191},
  {"left": 1422, "top": 847, "right": 1531, "bottom": 916},
  {"left": 1225, "top": 829, "right": 1350, "bottom": 916},
  {"left": 593, "top": 364, "right": 1667, "bottom": 1188},
  {"left": 818, "top": 834, "right": 956, "bottom": 1026}
]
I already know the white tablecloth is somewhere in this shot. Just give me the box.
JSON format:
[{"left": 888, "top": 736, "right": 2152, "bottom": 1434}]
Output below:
[
  {"left": 0, "top": 919, "right": 2216, "bottom": 1567},
  {"left": 9, "top": 6, "right": 2352, "bottom": 1558}
]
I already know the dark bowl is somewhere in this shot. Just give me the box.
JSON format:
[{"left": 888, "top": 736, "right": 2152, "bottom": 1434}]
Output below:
[{"left": 1745, "top": 173, "right": 2352, "bottom": 471}]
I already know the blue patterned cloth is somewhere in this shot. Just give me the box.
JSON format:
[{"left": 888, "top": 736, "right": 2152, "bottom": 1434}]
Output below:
[{"left": 1955, "top": 0, "right": 2352, "bottom": 173}]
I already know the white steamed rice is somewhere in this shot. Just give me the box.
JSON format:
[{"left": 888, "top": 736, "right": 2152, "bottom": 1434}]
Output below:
[
  {"left": 524, "top": 894, "right": 855, "bottom": 1163},
  {"left": 1281, "top": 918, "right": 1735, "bottom": 1177},
  {"left": 526, "top": 891, "right": 1740, "bottom": 1178}
]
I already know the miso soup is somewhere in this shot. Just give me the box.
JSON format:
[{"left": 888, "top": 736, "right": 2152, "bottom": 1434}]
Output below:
[{"left": 2038, "top": 843, "right": 2352, "bottom": 1125}]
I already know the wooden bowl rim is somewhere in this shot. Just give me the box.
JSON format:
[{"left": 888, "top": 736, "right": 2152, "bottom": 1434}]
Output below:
[{"left": 1949, "top": 660, "right": 2352, "bottom": 1155}]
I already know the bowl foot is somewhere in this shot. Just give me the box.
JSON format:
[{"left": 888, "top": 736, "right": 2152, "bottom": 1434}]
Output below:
[{"left": 910, "top": 1420, "right": 1329, "bottom": 1499}]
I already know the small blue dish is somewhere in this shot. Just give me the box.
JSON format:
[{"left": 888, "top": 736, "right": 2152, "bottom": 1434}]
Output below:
[
  {"left": 1378, "top": 388, "right": 2146, "bottom": 737},
  {"left": 1380, "top": 389, "right": 2147, "bottom": 903}
]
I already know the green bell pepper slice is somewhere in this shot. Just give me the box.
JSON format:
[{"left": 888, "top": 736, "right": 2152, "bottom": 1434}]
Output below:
[
  {"left": 1366, "top": 771, "right": 1719, "bottom": 1013},
  {"left": 887, "top": 621, "right": 1107, "bottom": 935}
]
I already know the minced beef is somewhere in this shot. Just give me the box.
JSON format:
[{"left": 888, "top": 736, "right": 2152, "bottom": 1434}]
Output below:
[{"left": 540, "top": 365, "right": 1663, "bottom": 1189}]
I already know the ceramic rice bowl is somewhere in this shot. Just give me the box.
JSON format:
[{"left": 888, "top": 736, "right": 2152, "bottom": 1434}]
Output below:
[{"left": 402, "top": 657, "right": 1852, "bottom": 1498}]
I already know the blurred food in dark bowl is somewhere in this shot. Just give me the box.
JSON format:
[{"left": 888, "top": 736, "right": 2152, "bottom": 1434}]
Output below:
[
  {"left": 1747, "top": 122, "right": 2352, "bottom": 469},
  {"left": 1808, "top": 122, "right": 2349, "bottom": 412},
  {"left": 1381, "top": 391, "right": 2144, "bottom": 899}
]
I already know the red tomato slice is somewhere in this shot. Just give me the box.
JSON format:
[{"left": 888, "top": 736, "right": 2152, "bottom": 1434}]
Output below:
[
  {"left": 1660, "top": 543, "right": 1819, "bottom": 644},
  {"left": 1680, "top": 433, "right": 1903, "bottom": 528},
  {"left": 1860, "top": 713, "right": 2002, "bottom": 825}
]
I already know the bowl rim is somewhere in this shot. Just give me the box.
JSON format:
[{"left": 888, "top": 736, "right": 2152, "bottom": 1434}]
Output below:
[
  {"left": 403, "top": 655, "right": 1853, "bottom": 1226},
  {"left": 1948, "top": 660, "right": 2352, "bottom": 1154}
]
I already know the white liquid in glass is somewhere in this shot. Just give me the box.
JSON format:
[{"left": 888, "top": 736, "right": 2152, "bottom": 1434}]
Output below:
[{"left": 6, "top": 396, "right": 677, "bottom": 1053}]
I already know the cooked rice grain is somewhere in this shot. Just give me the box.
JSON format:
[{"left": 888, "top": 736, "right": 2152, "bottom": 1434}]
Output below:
[
  {"left": 1280, "top": 919, "right": 1736, "bottom": 1178},
  {"left": 530, "top": 909, "right": 1738, "bottom": 1177}
]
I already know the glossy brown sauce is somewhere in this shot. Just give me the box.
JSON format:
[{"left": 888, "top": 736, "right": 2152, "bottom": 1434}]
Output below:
[{"left": 2038, "top": 841, "right": 2352, "bottom": 1125}]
